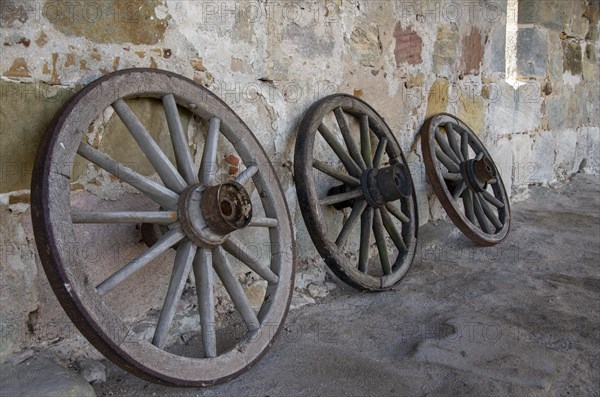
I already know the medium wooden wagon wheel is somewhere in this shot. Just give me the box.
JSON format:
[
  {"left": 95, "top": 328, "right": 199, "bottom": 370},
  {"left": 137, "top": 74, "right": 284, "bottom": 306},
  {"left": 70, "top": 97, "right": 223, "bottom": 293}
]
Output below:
[
  {"left": 420, "top": 113, "right": 510, "bottom": 246},
  {"left": 294, "top": 94, "right": 418, "bottom": 291},
  {"left": 31, "top": 69, "right": 294, "bottom": 386}
]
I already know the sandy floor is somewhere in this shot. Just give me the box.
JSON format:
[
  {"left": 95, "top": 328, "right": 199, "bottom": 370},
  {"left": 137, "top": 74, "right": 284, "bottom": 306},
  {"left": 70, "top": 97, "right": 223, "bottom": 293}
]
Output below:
[{"left": 93, "top": 174, "right": 600, "bottom": 396}]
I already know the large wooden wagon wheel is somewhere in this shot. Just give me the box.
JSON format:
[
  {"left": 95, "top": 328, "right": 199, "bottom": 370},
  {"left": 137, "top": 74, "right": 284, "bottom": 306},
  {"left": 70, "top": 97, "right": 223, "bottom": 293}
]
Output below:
[
  {"left": 31, "top": 69, "right": 294, "bottom": 386},
  {"left": 294, "top": 94, "right": 418, "bottom": 291},
  {"left": 420, "top": 113, "right": 510, "bottom": 246}
]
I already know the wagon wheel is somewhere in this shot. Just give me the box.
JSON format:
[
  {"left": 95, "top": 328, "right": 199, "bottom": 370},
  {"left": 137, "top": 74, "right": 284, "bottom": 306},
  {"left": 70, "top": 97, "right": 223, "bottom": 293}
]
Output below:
[
  {"left": 294, "top": 94, "right": 418, "bottom": 291},
  {"left": 420, "top": 113, "right": 510, "bottom": 246},
  {"left": 31, "top": 69, "right": 294, "bottom": 386}
]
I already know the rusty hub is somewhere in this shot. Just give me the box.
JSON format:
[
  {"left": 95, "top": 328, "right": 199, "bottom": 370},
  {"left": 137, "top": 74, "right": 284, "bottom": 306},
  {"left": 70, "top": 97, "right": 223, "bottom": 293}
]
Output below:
[
  {"left": 361, "top": 163, "right": 412, "bottom": 208},
  {"left": 460, "top": 155, "right": 497, "bottom": 193},
  {"left": 179, "top": 181, "right": 252, "bottom": 247},
  {"left": 201, "top": 181, "right": 252, "bottom": 234}
]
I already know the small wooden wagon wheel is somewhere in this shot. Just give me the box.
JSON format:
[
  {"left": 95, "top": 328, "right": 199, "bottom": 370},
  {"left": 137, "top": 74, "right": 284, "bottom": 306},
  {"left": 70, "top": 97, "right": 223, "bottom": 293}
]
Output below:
[
  {"left": 31, "top": 69, "right": 294, "bottom": 386},
  {"left": 294, "top": 94, "right": 418, "bottom": 291},
  {"left": 420, "top": 113, "right": 510, "bottom": 246}
]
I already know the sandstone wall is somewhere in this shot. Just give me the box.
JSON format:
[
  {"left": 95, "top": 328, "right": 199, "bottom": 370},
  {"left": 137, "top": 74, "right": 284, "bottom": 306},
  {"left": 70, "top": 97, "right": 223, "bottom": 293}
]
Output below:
[{"left": 1, "top": 0, "right": 598, "bottom": 361}]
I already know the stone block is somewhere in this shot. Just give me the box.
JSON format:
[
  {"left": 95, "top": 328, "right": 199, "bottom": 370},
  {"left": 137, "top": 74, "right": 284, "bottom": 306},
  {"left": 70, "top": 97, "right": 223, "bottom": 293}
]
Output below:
[
  {"left": 530, "top": 131, "right": 556, "bottom": 183},
  {"left": 348, "top": 24, "right": 382, "bottom": 67},
  {"left": 432, "top": 25, "right": 458, "bottom": 77},
  {"left": 511, "top": 133, "right": 534, "bottom": 187},
  {"left": 547, "top": 33, "right": 564, "bottom": 82},
  {"left": 554, "top": 129, "right": 577, "bottom": 176},
  {"left": 486, "top": 81, "right": 542, "bottom": 136},
  {"left": 574, "top": 127, "right": 590, "bottom": 172},
  {"left": 483, "top": 25, "right": 506, "bottom": 75},
  {"left": 568, "top": 85, "right": 591, "bottom": 128},
  {"left": 546, "top": 95, "right": 567, "bottom": 130},
  {"left": 516, "top": 28, "right": 548, "bottom": 79},
  {"left": 393, "top": 23, "right": 423, "bottom": 66},
  {"left": 285, "top": 23, "right": 335, "bottom": 58},
  {"left": 562, "top": 40, "right": 583, "bottom": 76},
  {"left": 485, "top": 136, "right": 513, "bottom": 195},
  {"left": 76, "top": 357, "right": 106, "bottom": 384},
  {"left": 517, "top": 0, "right": 576, "bottom": 30},
  {"left": 585, "top": 127, "right": 600, "bottom": 173},
  {"left": 426, "top": 78, "right": 449, "bottom": 118},
  {"left": 486, "top": 80, "right": 516, "bottom": 136},
  {"left": 0, "top": 205, "right": 40, "bottom": 360},
  {"left": 407, "top": 151, "right": 430, "bottom": 226},
  {"left": 461, "top": 27, "right": 483, "bottom": 75},
  {"left": 44, "top": 0, "right": 168, "bottom": 45},
  {"left": 0, "top": 356, "right": 95, "bottom": 397},
  {"left": 582, "top": 44, "right": 598, "bottom": 82},
  {"left": 514, "top": 83, "right": 543, "bottom": 133},
  {"left": 0, "top": 81, "right": 73, "bottom": 193},
  {"left": 583, "top": 2, "right": 600, "bottom": 41},
  {"left": 458, "top": 90, "right": 484, "bottom": 136}
]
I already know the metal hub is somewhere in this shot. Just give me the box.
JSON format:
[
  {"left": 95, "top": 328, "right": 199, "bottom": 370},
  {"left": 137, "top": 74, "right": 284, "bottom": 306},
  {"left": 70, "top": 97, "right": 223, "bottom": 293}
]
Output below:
[
  {"left": 361, "top": 163, "right": 412, "bottom": 208},
  {"left": 460, "top": 155, "right": 497, "bottom": 193},
  {"left": 179, "top": 181, "right": 252, "bottom": 247}
]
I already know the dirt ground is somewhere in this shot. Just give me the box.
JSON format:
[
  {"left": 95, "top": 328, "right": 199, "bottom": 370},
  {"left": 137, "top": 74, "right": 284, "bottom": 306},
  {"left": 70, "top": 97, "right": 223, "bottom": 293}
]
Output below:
[{"left": 90, "top": 174, "right": 600, "bottom": 396}]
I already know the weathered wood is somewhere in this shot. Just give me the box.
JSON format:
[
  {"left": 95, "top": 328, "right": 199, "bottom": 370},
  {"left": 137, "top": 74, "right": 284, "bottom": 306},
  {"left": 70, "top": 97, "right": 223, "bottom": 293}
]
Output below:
[{"left": 31, "top": 69, "right": 295, "bottom": 386}]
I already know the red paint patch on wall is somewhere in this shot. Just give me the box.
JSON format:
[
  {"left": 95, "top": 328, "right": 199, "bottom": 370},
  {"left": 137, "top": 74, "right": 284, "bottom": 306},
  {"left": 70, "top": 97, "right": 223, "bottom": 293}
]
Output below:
[
  {"left": 461, "top": 27, "right": 483, "bottom": 75},
  {"left": 393, "top": 23, "right": 423, "bottom": 66}
]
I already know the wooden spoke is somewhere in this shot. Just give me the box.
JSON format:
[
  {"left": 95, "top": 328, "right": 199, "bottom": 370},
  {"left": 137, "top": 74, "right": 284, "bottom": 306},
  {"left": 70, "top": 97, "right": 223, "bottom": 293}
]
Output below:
[
  {"left": 358, "top": 207, "right": 373, "bottom": 273},
  {"left": 193, "top": 248, "right": 217, "bottom": 358},
  {"left": 96, "top": 228, "right": 185, "bottom": 296},
  {"left": 435, "top": 128, "right": 461, "bottom": 164},
  {"left": 373, "top": 137, "right": 388, "bottom": 168},
  {"left": 199, "top": 117, "right": 221, "bottom": 185},
  {"left": 71, "top": 211, "right": 177, "bottom": 225},
  {"left": 336, "top": 200, "right": 368, "bottom": 248},
  {"left": 385, "top": 202, "right": 410, "bottom": 224},
  {"left": 77, "top": 143, "right": 179, "bottom": 209},
  {"left": 212, "top": 247, "right": 260, "bottom": 331},
  {"left": 152, "top": 241, "right": 196, "bottom": 348},
  {"left": 443, "top": 172, "right": 463, "bottom": 182},
  {"left": 380, "top": 208, "right": 407, "bottom": 252},
  {"left": 313, "top": 160, "right": 360, "bottom": 187},
  {"left": 334, "top": 107, "right": 366, "bottom": 169},
  {"left": 112, "top": 99, "right": 187, "bottom": 193},
  {"left": 222, "top": 237, "right": 279, "bottom": 284},
  {"left": 318, "top": 123, "right": 362, "bottom": 178},
  {"left": 248, "top": 217, "right": 279, "bottom": 228},
  {"left": 444, "top": 123, "right": 464, "bottom": 161},
  {"left": 478, "top": 193, "right": 503, "bottom": 228},
  {"left": 163, "top": 94, "right": 197, "bottom": 185},
  {"left": 360, "top": 114, "right": 373, "bottom": 168},
  {"left": 435, "top": 147, "right": 460, "bottom": 173},
  {"left": 473, "top": 193, "right": 493, "bottom": 234},
  {"left": 452, "top": 182, "right": 467, "bottom": 200},
  {"left": 482, "top": 190, "right": 505, "bottom": 208},
  {"left": 319, "top": 188, "right": 363, "bottom": 206},
  {"left": 372, "top": 210, "right": 391, "bottom": 275},
  {"left": 463, "top": 190, "right": 476, "bottom": 224},
  {"left": 236, "top": 164, "right": 258, "bottom": 186}
]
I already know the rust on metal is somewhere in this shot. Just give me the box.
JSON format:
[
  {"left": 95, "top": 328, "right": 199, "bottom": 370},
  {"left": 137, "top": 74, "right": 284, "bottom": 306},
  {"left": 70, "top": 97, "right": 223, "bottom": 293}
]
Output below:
[{"left": 201, "top": 181, "right": 252, "bottom": 235}]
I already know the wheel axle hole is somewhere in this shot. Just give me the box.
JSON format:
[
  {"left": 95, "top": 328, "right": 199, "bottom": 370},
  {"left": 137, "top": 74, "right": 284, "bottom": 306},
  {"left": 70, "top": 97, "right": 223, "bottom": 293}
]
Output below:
[
  {"left": 220, "top": 200, "right": 234, "bottom": 218},
  {"left": 394, "top": 177, "right": 400, "bottom": 186}
]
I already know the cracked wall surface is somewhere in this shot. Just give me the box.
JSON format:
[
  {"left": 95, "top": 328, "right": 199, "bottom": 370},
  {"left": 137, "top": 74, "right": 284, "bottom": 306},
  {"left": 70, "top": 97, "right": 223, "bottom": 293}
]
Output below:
[{"left": 0, "top": 0, "right": 599, "bottom": 361}]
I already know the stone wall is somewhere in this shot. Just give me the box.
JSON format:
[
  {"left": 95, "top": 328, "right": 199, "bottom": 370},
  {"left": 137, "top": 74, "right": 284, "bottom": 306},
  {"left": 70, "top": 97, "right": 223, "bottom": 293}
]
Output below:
[{"left": 1, "top": 0, "right": 598, "bottom": 361}]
